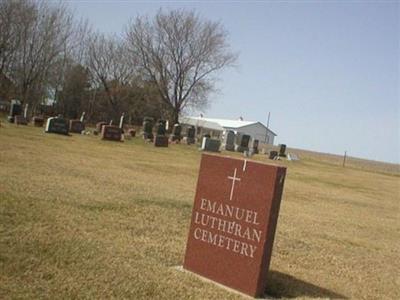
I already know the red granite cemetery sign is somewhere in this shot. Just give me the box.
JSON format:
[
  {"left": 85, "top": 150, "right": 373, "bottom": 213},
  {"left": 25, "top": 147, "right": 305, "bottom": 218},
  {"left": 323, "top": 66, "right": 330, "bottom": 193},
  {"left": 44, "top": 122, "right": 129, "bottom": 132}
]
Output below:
[{"left": 183, "top": 154, "right": 286, "bottom": 297}]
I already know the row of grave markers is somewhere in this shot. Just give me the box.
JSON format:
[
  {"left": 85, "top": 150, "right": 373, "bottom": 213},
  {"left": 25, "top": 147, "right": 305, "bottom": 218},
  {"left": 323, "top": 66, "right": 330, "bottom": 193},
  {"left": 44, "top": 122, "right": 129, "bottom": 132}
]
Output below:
[{"left": 7, "top": 100, "right": 288, "bottom": 157}]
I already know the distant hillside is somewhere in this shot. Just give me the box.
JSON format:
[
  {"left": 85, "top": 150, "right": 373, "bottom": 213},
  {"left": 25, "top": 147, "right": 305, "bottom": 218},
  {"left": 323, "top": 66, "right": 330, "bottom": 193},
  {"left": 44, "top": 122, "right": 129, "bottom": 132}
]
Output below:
[{"left": 288, "top": 147, "right": 399, "bottom": 176}]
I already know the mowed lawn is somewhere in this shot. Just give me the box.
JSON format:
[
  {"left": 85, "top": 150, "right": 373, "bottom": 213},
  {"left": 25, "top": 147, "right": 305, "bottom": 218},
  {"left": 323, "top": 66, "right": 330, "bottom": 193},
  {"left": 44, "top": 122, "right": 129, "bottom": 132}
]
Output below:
[{"left": 0, "top": 121, "right": 399, "bottom": 299}]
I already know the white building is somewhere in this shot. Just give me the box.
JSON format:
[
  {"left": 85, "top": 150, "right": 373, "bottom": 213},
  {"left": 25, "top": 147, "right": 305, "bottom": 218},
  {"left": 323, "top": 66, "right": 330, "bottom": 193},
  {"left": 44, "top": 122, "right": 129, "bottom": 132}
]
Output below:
[{"left": 180, "top": 116, "right": 277, "bottom": 145}]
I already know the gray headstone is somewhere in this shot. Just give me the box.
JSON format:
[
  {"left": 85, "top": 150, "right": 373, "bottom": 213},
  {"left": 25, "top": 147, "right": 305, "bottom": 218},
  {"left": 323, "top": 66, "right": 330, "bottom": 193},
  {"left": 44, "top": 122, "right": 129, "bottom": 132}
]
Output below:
[
  {"left": 279, "top": 144, "right": 286, "bottom": 157},
  {"left": 170, "top": 123, "right": 182, "bottom": 142},
  {"left": 235, "top": 133, "right": 250, "bottom": 153},
  {"left": 186, "top": 125, "right": 196, "bottom": 144},
  {"left": 252, "top": 139, "right": 259, "bottom": 154},
  {"left": 7, "top": 100, "right": 22, "bottom": 123},
  {"left": 155, "top": 119, "right": 166, "bottom": 136},
  {"left": 45, "top": 117, "right": 69, "bottom": 135},
  {"left": 224, "top": 130, "right": 235, "bottom": 151},
  {"left": 201, "top": 137, "right": 221, "bottom": 152},
  {"left": 142, "top": 117, "right": 154, "bottom": 140}
]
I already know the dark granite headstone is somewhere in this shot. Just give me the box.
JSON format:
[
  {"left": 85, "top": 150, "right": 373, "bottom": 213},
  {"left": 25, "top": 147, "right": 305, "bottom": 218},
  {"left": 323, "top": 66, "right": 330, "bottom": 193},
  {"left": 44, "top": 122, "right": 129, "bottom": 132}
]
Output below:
[
  {"left": 143, "top": 117, "right": 154, "bottom": 140},
  {"left": 155, "top": 120, "right": 166, "bottom": 136},
  {"left": 14, "top": 115, "right": 28, "bottom": 125},
  {"left": 186, "top": 126, "right": 196, "bottom": 144},
  {"left": 154, "top": 135, "right": 169, "bottom": 147},
  {"left": 7, "top": 100, "right": 22, "bottom": 123},
  {"left": 184, "top": 154, "right": 286, "bottom": 297},
  {"left": 101, "top": 125, "right": 122, "bottom": 141},
  {"left": 278, "top": 144, "right": 286, "bottom": 157},
  {"left": 201, "top": 137, "right": 221, "bottom": 152},
  {"left": 252, "top": 139, "right": 259, "bottom": 154},
  {"left": 235, "top": 134, "right": 250, "bottom": 153},
  {"left": 45, "top": 117, "right": 69, "bottom": 135},
  {"left": 170, "top": 123, "right": 182, "bottom": 142},
  {"left": 69, "top": 120, "right": 85, "bottom": 134},
  {"left": 32, "top": 116, "right": 45, "bottom": 127},
  {"left": 224, "top": 130, "right": 236, "bottom": 151},
  {"left": 269, "top": 151, "right": 278, "bottom": 160}
]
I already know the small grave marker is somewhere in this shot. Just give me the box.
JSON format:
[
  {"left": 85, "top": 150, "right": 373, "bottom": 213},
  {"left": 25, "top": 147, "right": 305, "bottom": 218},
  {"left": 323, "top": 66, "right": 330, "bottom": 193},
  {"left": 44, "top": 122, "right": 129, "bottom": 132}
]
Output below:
[
  {"left": 224, "top": 130, "right": 235, "bottom": 151},
  {"left": 170, "top": 123, "right": 182, "bottom": 142},
  {"left": 32, "top": 116, "right": 44, "bottom": 127},
  {"left": 14, "top": 115, "right": 28, "bottom": 125},
  {"left": 7, "top": 100, "right": 22, "bottom": 123},
  {"left": 278, "top": 144, "right": 286, "bottom": 157},
  {"left": 69, "top": 112, "right": 86, "bottom": 134},
  {"left": 183, "top": 154, "right": 286, "bottom": 297},
  {"left": 142, "top": 117, "right": 154, "bottom": 140},
  {"left": 154, "top": 119, "right": 168, "bottom": 147},
  {"left": 45, "top": 116, "right": 69, "bottom": 135},
  {"left": 185, "top": 125, "right": 196, "bottom": 144},
  {"left": 201, "top": 137, "right": 221, "bottom": 152},
  {"left": 252, "top": 139, "right": 259, "bottom": 154},
  {"left": 235, "top": 133, "right": 250, "bottom": 153},
  {"left": 101, "top": 125, "right": 122, "bottom": 141}
]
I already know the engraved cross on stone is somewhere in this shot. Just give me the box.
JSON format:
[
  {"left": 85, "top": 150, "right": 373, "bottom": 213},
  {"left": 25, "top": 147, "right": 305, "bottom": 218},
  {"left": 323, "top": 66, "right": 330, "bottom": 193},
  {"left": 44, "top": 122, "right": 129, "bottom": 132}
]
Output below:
[{"left": 227, "top": 168, "right": 241, "bottom": 201}]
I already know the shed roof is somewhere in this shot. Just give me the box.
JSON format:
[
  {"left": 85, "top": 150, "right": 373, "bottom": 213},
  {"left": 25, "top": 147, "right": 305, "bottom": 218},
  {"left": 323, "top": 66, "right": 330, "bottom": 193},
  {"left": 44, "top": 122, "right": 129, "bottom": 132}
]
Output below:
[{"left": 180, "top": 116, "right": 277, "bottom": 136}]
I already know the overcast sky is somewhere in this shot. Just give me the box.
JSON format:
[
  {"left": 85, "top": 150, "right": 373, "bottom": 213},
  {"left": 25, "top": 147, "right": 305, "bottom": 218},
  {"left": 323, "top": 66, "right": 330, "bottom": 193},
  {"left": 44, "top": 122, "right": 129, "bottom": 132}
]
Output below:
[{"left": 68, "top": 1, "right": 399, "bottom": 164}]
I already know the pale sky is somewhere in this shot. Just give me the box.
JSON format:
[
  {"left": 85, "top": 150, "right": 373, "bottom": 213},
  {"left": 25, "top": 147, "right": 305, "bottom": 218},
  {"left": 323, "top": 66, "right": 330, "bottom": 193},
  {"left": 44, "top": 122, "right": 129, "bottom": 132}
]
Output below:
[{"left": 68, "top": 1, "right": 399, "bottom": 164}]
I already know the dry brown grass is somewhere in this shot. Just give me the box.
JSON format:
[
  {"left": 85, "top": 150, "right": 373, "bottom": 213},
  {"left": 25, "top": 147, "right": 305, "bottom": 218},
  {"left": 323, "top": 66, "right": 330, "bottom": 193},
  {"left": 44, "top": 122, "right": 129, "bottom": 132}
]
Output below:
[{"left": 0, "top": 120, "right": 399, "bottom": 299}]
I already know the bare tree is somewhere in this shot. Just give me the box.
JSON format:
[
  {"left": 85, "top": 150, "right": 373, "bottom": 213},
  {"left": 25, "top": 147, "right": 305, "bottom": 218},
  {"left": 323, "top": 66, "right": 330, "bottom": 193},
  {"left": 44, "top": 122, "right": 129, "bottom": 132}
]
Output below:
[
  {"left": 0, "top": 1, "right": 24, "bottom": 77},
  {"left": 86, "top": 32, "right": 136, "bottom": 118},
  {"left": 8, "top": 1, "right": 75, "bottom": 109},
  {"left": 126, "top": 9, "right": 237, "bottom": 123}
]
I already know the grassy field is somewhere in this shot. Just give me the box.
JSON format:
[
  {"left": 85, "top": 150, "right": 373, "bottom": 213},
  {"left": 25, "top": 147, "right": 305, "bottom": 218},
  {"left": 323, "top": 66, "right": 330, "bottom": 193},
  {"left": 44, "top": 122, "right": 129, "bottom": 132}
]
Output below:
[{"left": 0, "top": 120, "right": 399, "bottom": 299}]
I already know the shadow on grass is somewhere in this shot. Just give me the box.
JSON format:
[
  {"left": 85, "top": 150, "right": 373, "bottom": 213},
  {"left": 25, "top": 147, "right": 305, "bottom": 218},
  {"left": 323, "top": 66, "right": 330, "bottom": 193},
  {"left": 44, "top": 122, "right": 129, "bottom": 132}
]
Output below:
[{"left": 264, "top": 271, "right": 347, "bottom": 299}]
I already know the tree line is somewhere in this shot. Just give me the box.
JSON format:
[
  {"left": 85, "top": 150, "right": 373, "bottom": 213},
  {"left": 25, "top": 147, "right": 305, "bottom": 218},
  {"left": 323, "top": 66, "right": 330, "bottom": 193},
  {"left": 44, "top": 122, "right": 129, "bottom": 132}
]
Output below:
[{"left": 0, "top": 0, "right": 236, "bottom": 124}]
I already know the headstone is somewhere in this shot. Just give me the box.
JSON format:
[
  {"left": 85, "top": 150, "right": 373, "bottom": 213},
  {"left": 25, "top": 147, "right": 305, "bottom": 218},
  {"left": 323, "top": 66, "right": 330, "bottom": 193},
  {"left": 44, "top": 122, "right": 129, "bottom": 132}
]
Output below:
[
  {"left": 155, "top": 119, "right": 166, "bottom": 136},
  {"left": 201, "top": 137, "right": 220, "bottom": 152},
  {"left": 170, "top": 123, "right": 182, "bottom": 142},
  {"left": 94, "top": 121, "right": 107, "bottom": 135},
  {"left": 269, "top": 151, "right": 278, "bottom": 160},
  {"left": 7, "top": 100, "right": 22, "bottom": 123},
  {"left": 186, "top": 126, "right": 196, "bottom": 145},
  {"left": 278, "top": 144, "right": 286, "bottom": 157},
  {"left": 287, "top": 153, "right": 300, "bottom": 161},
  {"left": 142, "top": 117, "right": 154, "bottom": 140},
  {"left": 252, "top": 139, "right": 259, "bottom": 154},
  {"left": 154, "top": 135, "right": 169, "bottom": 147},
  {"left": 69, "top": 120, "right": 85, "bottom": 133},
  {"left": 101, "top": 125, "right": 122, "bottom": 141},
  {"left": 224, "top": 130, "right": 235, "bottom": 151},
  {"left": 45, "top": 117, "right": 69, "bottom": 135},
  {"left": 14, "top": 115, "right": 28, "bottom": 125},
  {"left": 154, "top": 119, "right": 168, "bottom": 147},
  {"left": 32, "top": 116, "right": 44, "bottom": 127},
  {"left": 183, "top": 154, "right": 286, "bottom": 298},
  {"left": 235, "top": 133, "right": 250, "bottom": 153}
]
